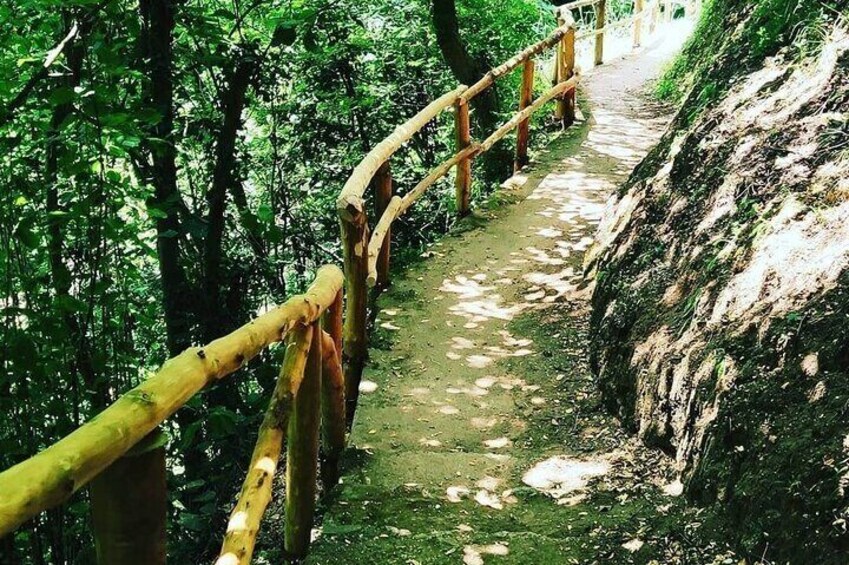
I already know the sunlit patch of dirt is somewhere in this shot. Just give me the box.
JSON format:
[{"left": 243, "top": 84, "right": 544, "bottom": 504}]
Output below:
[{"left": 522, "top": 455, "right": 611, "bottom": 499}]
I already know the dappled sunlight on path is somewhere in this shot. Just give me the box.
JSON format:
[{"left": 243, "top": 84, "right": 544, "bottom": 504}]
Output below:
[{"left": 306, "top": 22, "right": 706, "bottom": 565}]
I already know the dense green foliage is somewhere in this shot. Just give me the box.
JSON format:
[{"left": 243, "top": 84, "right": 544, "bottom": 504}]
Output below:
[
  {"left": 0, "top": 0, "right": 565, "bottom": 561},
  {"left": 656, "top": 0, "right": 846, "bottom": 105}
]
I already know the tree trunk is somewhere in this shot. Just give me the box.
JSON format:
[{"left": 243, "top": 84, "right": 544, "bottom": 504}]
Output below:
[
  {"left": 431, "top": 0, "right": 498, "bottom": 132},
  {"left": 431, "top": 0, "right": 510, "bottom": 179},
  {"left": 46, "top": 12, "right": 101, "bottom": 408},
  {"left": 138, "top": 0, "right": 206, "bottom": 504},
  {"left": 203, "top": 54, "right": 257, "bottom": 343},
  {"left": 139, "top": 0, "right": 194, "bottom": 357}
]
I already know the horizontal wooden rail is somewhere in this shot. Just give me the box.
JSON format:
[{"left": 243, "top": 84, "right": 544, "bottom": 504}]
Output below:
[
  {"left": 366, "top": 196, "right": 402, "bottom": 287},
  {"left": 399, "top": 143, "right": 482, "bottom": 217},
  {"left": 574, "top": 3, "right": 655, "bottom": 41},
  {"left": 0, "top": 265, "right": 344, "bottom": 538},
  {"left": 481, "top": 76, "right": 579, "bottom": 153},
  {"left": 463, "top": 24, "right": 571, "bottom": 102},
  {"left": 337, "top": 86, "right": 467, "bottom": 221},
  {"left": 365, "top": 143, "right": 482, "bottom": 286},
  {"left": 563, "top": 0, "right": 601, "bottom": 10}
]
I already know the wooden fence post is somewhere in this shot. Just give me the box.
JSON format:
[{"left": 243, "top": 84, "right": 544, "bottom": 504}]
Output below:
[
  {"left": 454, "top": 98, "right": 472, "bottom": 217},
  {"left": 555, "top": 10, "right": 576, "bottom": 128},
  {"left": 514, "top": 58, "right": 535, "bottom": 172},
  {"left": 320, "top": 290, "right": 345, "bottom": 488},
  {"left": 284, "top": 322, "right": 322, "bottom": 561},
  {"left": 325, "top": 289, "right": 343, "bottom": 365},
  {"left": 650, "top": 0, "right": 659, "bottom": 34},
  {"left": 339, "top": 210, "right": 369, "bottom": 426},
  {"left": 319, "top": 330, "right": 346, "bottom": 490},
  {"left": 372, "top": 163, "right": 392, "bottom": 288},
  {"left": 633, "top": 0, "right": 644, "bottom": 48},
  {"left": 90, "top": 429, "right": 167, "bottom": 565},
  {"left": 594, "top": 0, "right": 606, "bottom": 66},
  {"left": 216, "top": 325, "right": 313, "bottom": 565}
]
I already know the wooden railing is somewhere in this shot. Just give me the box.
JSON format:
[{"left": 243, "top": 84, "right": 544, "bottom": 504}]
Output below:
[
  {"left": 0, "top": 265, "right": 346, "bottom": 563},
  {"left": 336, "top": 12, "right": 579, "bottom": 417},
  {"left": 336, "top": 0, "right": 689, "bottom": 409},
  {"left": 0, "top": 2, "right": 690, "bottom": 563}
]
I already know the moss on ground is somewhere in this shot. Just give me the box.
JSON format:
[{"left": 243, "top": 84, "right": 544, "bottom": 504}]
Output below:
[{"left": 299, "top": 306, "right": 739, "bottom": 564}]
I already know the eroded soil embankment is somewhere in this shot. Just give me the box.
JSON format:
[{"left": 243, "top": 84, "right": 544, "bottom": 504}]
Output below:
[{"left": 588, "top": 6, "right": 849, "bottom": 562}]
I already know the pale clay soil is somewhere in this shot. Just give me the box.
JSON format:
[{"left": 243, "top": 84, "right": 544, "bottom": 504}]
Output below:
[{"left": 301, "top": 20, "right": 739, "bottom": 565}]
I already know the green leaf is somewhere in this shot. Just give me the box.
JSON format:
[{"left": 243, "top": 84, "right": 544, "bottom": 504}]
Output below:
[
  {"left": 207, "top": 406, "right": 238, "bottom": 438},
  {"left": 14, "top": 220, "right": 39, "bottom": 248},
  {"left": 55, "top": 294, "right": 87, "bottom": 313},
  {"left": 257, "top": 203, "right": 274, "bottom": 223},
  {"left": 179, "top": 421, "right": 203, "bottom": 450},
  {"left": 49, "top": 87, "right": 75, "bottom": 106},
  {"left": 148, "top": 207, "right": 168, "bottom": 219}
]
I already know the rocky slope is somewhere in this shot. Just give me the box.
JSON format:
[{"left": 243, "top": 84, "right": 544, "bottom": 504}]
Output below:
[{"left": 587, "top": 1, "right": 849, "bottom": 562}]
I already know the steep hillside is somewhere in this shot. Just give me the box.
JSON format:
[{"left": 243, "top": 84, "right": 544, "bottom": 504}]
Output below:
[{"left": 587, "top": 0, "right": 849, "bottom": 562}]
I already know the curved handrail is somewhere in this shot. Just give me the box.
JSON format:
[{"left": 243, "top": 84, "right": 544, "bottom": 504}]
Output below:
[
  {"left": 0, "top": 1, "right": 690, "bottom": 561},
  {"left": 365, "top": 142, "right": 482, "bottom": 285},
  {"left": 0, "top": 265, "right": 344, "bottom": 537},
  {"left": 337, "top": 86, "right": 468, "bottom": 221},
  {"left": 575, "top": 0, "right": 657, "bottom": 41},
  {"left": 462, "top": 23, "right": 573, "bottom": 102},
  {"left": 481, "top": 75, "right": 580, "bottom": 153}
]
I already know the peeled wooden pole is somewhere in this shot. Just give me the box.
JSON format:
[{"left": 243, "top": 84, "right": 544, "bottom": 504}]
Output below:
[
  {"left": 454, "top": 98, "right": 472, "bottom": 217},
  {"left": 368, "top": 144, "right": 483, "bottom": 280},
  {"left": 319, "top": 292, "right": 345, "bottom": 489},
  {"left": 633, "top": 0, "right": 644, "bottom": 47},
  {"left": 337, "top": 87, "right": 466, "bottom": 221},
  {"left": 284, "top": 321, "right": 322, "bottom": 561},
  {"left": 649, "top": 0, "right": 659, "bottom": 33},
  {"left": 319, "top": 331, "right": 346, "bottom": 490},
  {"left": 563, "top": 22, "right": 576, "bottom": 127},
  {"left": 0, "top": 266, "right": 343, "bottom": 537},
  {"left": 90, "top": 430, "right": 167, "bottom": 565},
  {"left": 216, "top": 326, "right": 313, "bottom": 565},
  {"left": 367, "top": 196, "right": 402, "bottom": 288},
  {"left": 324, "top": 289, "right": 343, "bottom": 365},
  {"left": 339, "top": 211, "right": 369, "bottom": 426},
  {"left": 514, "top": 58, "right": 535, "bottom": 172},
  {"left": 594, "top": 0, "right": 606, "bottom": 66},
  {"left": 372, "top": 162, "right": 392, "bottom": 288},
  {"left": 554, "top": 12, "right": 576, "bottom": 127},
  {"left": 401, "top": 144, "right": 480, "bottom": 216},
  {"left": 482, "top": 77, "right": 579, "bottom": 153},
  {"left": 462, "top": 24, "right": 570, "bottom": 103}
]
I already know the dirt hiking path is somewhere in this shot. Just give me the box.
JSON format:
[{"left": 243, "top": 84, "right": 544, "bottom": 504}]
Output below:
[{"left": 305, "top": 22, "right": 736, "bottom": 565}]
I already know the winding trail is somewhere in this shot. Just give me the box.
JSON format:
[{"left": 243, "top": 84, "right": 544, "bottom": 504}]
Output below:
[{"left": 306, "top": 23, "right": 714, "bottom": 565}]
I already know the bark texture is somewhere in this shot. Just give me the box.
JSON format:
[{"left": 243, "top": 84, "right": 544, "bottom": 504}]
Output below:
[{"left": 431, "top": 0, "right": 498, "bottom": 132}]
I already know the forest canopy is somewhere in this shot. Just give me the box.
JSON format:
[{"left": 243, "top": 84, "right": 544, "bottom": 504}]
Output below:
[{"left": 0, "top": 0, "right": 572, "bottom": 561}]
